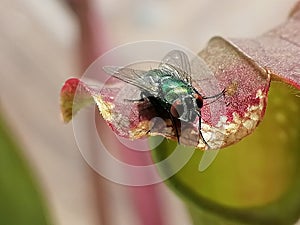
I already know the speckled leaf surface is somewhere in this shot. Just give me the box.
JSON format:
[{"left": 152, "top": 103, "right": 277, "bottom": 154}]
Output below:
[
  {"left": 60, "top": 4, "right": 300, "bottom": 151},
  {"left": 229, "top": 7, "right": 300, "bottom": 89}
]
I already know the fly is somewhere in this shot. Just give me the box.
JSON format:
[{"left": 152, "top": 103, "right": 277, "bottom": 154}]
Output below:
[{"left": 103, "top": 50, "right": 224, "bottom": 149}]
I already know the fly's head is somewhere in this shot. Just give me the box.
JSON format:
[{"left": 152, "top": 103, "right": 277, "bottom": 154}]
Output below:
[{"left": 194, "top": 93, "right": 203, "bottom": 109}]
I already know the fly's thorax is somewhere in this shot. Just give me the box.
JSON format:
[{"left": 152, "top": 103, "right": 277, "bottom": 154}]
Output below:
[
  {"left": 156, "top": 76, "right": 199, "bottom": 122},
  {"left": 145, "top": 69, "right": 165, "bottom": 79},
  {"left": 159, "top": 76, "right": 193, "bottom": 103},
  {"left": 141, "top": 69, "right": 165, "bottom": 89}
]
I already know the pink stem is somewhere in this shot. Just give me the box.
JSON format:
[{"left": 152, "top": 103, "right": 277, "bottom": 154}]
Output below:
[
  {"left": 65, "top": 1, "right": 165, "bottom": 224},
  {"left": 121, "top": 147, "right": 165, "bottom": 225},
  {"left": 65, "top": 2, "right": 113, "bottom": 225}
]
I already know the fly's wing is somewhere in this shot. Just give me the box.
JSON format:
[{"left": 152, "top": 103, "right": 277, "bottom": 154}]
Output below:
[
  {"left": 159, "top": 50, "right": 192, "bottom": 83},
  {"left": 103, "top": 66, "right": 159, "bottom": 95},
  {"left": 198, "top": 150, "right": 219, "bottom": 172},
  {"left": 190, "top": 56, "right": 221, "bottom": 98}
]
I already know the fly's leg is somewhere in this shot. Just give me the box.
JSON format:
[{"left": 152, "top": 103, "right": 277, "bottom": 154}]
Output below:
[
  {"left": 203, "top": 88, "right": 225, "bottom": 100},
  {"left": 198, "top": 112, "right": 210, "bottom": 149},
  {"left": 147, "top": 96, "right": 180, "bottom": 143},
  {"left": 168, "top": 112, "right": 180, "bottom": 144},
  {"left": 124, "top": 91, "right": 150, "bottom": 103},
  {"left": 202, "top": 89, "right": 226, "bottom": 107},
  {"left": 157, "top": 98, "right": 180, "bottom": 143},
  {"left": 124, "top": 99, "right": 144, "bottom": 103},
  {"left": 124, "top": 98, "right": 144, "bottom": 103}
]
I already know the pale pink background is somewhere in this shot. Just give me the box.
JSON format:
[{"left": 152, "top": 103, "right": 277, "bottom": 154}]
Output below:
[{"left": 0, "top": 0, "right": 298, "bottom": 224}]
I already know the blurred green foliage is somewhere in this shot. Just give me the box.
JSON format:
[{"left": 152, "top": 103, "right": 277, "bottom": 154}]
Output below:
[
  {"left": 0, "top": 113, "right": 51, "bottom": 225},
  {"left": 153, "top": 82, "right": 300, "bottom": 225}
]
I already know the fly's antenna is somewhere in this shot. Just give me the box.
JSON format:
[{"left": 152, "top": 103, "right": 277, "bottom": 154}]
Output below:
[{"left": 203, "top": 88, "right": 225, "bottom": 100}]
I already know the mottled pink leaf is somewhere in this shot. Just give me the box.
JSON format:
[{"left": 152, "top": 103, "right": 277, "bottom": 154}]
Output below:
[
  {"left": 60, "top": 3, "right": 300, "bottom": 151},
  {"left": 228, "top": 9, "right": 300, "bottom": 89}
]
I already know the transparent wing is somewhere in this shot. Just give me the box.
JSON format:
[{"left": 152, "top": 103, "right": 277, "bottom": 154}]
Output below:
[
  {"left": 103, "top": 66, "right": 159, "bottom": 95},
  {"left": 159, "top": 50, "right": 192, "bottom": 83},
  {"left": 198, "top": 150, "right": 219, "bottom": 172},
  {"left": 190, "top": 56, "right": 222, "bottom": 98}
]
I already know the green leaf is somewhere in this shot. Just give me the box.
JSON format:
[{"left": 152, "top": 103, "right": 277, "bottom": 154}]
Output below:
[
  {"left": 152, "top": 82, "right": 300, "bottom": 225},
  {"left": 0, "top": 112, "right": 52, "bottom": 225}
]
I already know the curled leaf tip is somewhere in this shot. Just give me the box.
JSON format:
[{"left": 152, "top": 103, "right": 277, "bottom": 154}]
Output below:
[
  {"left": 60, "top": 78, "right": 93, "bottom": 123},
  {"left": 60, "top": 1, "right": 300, "bottom": 150}
]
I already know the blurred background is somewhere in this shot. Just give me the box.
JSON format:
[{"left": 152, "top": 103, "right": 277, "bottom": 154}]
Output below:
[{"left": 0, "top": 0, "right": 297, "bottom": 225}]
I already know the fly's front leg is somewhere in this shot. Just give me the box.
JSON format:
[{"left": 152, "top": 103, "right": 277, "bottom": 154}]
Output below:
[
  {"left": 197, "top": 111, "right": 210, "bottom": 149},
  {"left": 203, "top": 88, "right": 226, "bottom": 100}
]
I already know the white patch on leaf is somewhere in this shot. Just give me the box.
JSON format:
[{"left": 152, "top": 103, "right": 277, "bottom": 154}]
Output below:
[{"left": 197, "top": 88, "right": 267, "bottom": 150}]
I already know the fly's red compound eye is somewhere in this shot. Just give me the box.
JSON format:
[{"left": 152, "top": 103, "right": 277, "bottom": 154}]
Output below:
[{"left": 195, "top": 94, "right": 203, "bottom": 108}]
